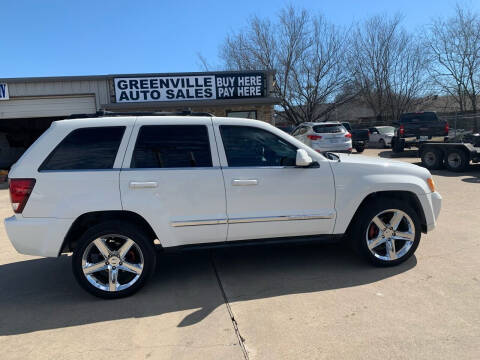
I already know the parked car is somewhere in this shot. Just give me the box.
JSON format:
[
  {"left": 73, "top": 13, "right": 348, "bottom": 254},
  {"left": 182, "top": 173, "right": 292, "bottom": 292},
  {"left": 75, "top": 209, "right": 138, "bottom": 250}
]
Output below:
[
  {"left": 341, "top": 122, "right": 369, "bottom": 153},
  {"left": 391, "top": 112, "right": 449, "bottom": 153},
  {"left": 5, "top": 113, "right": 442, "bottom": 298},
  {"left": 369, "top": 126, "right": 396, "bottom": 148},
  {"left": 291, "top": 122, "right": 352, "bottom": 153}
]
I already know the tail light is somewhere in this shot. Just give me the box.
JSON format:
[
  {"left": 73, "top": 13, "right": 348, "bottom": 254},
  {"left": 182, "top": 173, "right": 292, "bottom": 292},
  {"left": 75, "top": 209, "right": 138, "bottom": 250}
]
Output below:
[
  {"left": 399, "top": 125, "right": 405, "bottom": 136},
  {"left": 307, "top": 135, "right": 322, "bottom": 140},
  {"left": 445, "top": 122, "right": 449, "bottom": 135},
  {"left": 345, "top": 132, "right": 352, "bottom": 138},
  {"left": 9, "top": 178, "right": 36, "bottom": 214}
]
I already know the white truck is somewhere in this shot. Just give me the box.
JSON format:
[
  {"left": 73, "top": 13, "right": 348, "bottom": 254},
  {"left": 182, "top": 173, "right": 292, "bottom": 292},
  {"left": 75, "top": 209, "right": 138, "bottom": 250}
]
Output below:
[{"left": 5, "top": 113, "right": 442, "bottom": 298}]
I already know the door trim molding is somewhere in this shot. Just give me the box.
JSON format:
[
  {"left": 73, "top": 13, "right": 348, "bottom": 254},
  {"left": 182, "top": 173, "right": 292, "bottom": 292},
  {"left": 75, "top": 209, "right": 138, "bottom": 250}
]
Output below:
[
  {"left": 171, "top": 213, "right": 335, "bottom": 227},
  {"left": 171, "top": 219, "right": 228, "bottom": 227}
]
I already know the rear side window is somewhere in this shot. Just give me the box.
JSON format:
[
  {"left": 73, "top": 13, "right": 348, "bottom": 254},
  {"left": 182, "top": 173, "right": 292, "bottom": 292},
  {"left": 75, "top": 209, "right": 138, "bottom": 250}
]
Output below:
[
  {"left": 131, "top": 125, "right": 212, "bottom": 168},
  {"left": 313, "top": 124, "right": 345, "bottom": 133},
  {"left": 39, "top": 127, "right": 125, "bottom": 171}
]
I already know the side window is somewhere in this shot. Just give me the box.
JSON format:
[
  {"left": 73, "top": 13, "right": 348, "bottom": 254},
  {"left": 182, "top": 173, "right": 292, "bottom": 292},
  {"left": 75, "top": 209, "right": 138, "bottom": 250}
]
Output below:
[
  {"left": 131, "top": 125, "right": 212, "bottom": 168},
  {"left": 39, "top": 127, "right": 125, "bottom": 171},
  {"left": 292, "top": 126, "right": 307, "bottom": 136},
  {"left": 298, "top": 127, "right": 308, "bottom": 135},
  {"left": 220, "top": 125, "right": 297, "bottom": 167}
]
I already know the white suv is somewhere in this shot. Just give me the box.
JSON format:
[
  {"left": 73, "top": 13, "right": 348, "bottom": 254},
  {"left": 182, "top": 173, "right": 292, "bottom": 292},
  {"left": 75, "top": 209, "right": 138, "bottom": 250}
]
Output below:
[
  {"left": 292, "top": 122, "right": 352, "bottom": 153},
  {"left": 5, "top": 114, "right": 442, "bottom": 298}
]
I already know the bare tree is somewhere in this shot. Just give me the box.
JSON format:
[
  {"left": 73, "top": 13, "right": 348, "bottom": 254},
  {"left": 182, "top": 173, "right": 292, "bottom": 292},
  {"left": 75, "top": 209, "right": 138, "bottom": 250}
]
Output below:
[
  {"left": 196, "top": 52, "right": 212, "bottom": 72},
  {"left": 426, "top": 4, "right": 480, "bottom": 129},
  {"left": 349, "top": 14, "right": 429, "bottom": 122},
  {"left": 219, "top": 6, "right": 350, "bottom": 125}
]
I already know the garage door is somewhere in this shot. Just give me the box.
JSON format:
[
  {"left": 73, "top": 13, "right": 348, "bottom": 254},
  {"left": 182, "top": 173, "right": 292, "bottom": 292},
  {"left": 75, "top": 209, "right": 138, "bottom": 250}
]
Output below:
[{"left": 0, "top": 95, "right": 96, "bottom": 119}]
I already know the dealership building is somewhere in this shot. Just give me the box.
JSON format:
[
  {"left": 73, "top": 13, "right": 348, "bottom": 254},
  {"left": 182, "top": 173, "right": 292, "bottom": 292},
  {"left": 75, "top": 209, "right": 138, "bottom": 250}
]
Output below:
[{"left": 0, "top": 70, "right": 279, "bottom": 168}]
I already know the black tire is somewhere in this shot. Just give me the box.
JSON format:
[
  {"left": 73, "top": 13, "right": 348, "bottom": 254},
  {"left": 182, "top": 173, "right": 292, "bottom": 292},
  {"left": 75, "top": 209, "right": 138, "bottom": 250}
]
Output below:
[
  {"left": 392, "top": 137, "right": 405, "bottom": 153},
  {"left": 445, "top": 149, "right": 469, "bottom": 172},
  {"left": 350, "top": 198, "right": 421, "bottom": 267},
  {"left": 72, "top": 221, "right": 156, "bottom": 299},
  {"left": 355, "top": 144, "right": 365, "bottom": 153},
  {"left": 379, "top": 139, "right": 387, "bottom": 149},
  {"left": 420, "top": 147, "right": 444, "bottom": 170}
]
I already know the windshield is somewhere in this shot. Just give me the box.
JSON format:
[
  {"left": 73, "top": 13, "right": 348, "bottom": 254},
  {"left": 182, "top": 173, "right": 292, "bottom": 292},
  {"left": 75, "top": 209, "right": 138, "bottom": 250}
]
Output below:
[
  {"left": 378, "top": 126, "right": 395, "bottom": 134},
  {"left": 313, "top": 124, "right": 345, "bottom": 134}
]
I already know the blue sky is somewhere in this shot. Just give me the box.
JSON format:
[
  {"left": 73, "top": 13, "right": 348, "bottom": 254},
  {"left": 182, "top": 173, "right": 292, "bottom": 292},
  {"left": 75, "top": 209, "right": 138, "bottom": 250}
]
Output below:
[{"left": 1, "top": 0, "right": 478, "bottom": 78}]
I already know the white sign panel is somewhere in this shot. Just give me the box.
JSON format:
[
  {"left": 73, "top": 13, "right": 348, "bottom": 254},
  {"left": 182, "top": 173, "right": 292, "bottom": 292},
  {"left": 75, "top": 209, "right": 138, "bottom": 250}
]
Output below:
[
  {"left": 114, "top": 73, "right": 265, "bottom": 103},
  {"left": 0, "top": 83, "right": 9, "bottom": 100}
]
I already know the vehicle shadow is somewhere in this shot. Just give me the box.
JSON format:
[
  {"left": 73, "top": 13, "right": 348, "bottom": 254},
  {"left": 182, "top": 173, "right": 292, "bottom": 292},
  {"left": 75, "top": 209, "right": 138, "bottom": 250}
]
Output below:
[
  {"left": 0, "top": 242, "right": 416, "bottom": 335},
  {"left": 461, "top": 174, "right": 480, "bottom": 183},
  {"left": 378, "top": 150, "right": 418, "bottom": 159}
]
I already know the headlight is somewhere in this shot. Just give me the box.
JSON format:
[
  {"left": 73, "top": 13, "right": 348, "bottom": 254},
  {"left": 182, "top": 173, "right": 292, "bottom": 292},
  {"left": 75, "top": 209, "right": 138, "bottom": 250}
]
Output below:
[{"left": 426, "top": 178, "right": 436, "bottom": 192}]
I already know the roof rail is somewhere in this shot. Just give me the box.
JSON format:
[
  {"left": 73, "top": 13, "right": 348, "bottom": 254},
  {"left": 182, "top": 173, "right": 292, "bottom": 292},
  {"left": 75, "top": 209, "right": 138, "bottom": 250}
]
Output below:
[{"left": 66, "top": 110, "right": 214, "bottom": 119}]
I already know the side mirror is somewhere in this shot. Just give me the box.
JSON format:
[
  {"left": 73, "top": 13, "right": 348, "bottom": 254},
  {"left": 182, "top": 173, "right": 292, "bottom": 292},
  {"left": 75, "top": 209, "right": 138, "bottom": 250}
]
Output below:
[{"left": 296, "top": 149, "right": 313, "bottom": 167}]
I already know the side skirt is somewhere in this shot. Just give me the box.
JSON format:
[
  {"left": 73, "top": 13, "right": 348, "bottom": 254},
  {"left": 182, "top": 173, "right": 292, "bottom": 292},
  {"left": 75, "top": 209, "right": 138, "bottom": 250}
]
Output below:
[{"left": 162, "top": 234, "right": 345, "bottom": 253}]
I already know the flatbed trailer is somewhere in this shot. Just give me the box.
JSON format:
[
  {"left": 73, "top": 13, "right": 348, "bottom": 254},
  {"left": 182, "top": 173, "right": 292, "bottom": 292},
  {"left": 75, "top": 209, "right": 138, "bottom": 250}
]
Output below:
[{"left": 419, "top": 142, "right": 480, "bottom": 172}]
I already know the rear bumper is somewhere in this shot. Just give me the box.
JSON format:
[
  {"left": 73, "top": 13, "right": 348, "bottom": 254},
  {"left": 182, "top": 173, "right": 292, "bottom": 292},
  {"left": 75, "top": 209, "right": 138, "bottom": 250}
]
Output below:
[
  {"left": 418, "top": 191, "right": 442, "bottom": 232},
  {"left": 4, "top": 216, "right": 72, "bottom": 257}
]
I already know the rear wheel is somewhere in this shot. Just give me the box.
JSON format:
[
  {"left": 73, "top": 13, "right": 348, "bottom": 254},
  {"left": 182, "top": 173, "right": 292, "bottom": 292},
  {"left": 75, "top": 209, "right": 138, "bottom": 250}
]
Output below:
[
  {"left": 351, "top": 198, "right": 421, "bottom": 266},
  {"left": 445, "top": 149, "right": 469, "bottom": 172},
  {"left": 355, "top": 143, "right": 365, "bottom": 153},
  {"left": 421, "top": 147, "right": 444, "bottom": 170},
  {"left": 392, "top": 137, "right": 405, "bottom": 153},
  {"left": 72, "top": 221, "right": 156, "bottom": 299}
]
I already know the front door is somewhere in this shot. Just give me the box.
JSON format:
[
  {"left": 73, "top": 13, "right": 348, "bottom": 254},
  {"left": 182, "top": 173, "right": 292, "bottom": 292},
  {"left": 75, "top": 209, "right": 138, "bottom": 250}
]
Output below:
[
  {"left": 120, "top": 117, "right": 227, "bottom": 247},
  {"left": 214, "top": 120, "right": 336, "bottom": 241}
]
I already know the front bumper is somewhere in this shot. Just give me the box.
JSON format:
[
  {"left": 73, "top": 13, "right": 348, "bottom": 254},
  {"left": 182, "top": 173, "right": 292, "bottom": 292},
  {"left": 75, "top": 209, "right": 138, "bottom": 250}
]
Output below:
[
  {"left": 418, "top": 191, "right": 442, "bottom": 232},
  {"left": 4, "top": 216, "right": 73, "bottom": 257}
]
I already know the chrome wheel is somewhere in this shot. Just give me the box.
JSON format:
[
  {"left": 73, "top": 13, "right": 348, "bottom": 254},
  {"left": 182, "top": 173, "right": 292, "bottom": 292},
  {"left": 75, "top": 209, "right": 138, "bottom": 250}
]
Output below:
[
  {"left": 365, "top": 209, "right": 415, "bottom": 261},
  {"left": 447, "top": 152, "right": 461, "bottom": 169},
  {"left": 81, "top": 234, "right": 144, "bottom": 292}
]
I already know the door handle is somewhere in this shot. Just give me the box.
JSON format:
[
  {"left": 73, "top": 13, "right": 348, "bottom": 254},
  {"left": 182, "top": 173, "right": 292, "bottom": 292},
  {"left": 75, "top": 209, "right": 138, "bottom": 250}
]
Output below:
[
  {"left": 232, "top": 179, "right": 258, "bottom": 186},
  {"left": 129, "top": 181, "right": 158, "bottom": 189}
]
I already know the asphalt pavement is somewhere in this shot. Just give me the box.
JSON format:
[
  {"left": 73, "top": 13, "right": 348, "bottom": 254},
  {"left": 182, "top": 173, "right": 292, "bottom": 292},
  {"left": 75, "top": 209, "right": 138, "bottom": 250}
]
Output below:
[{"left": 0, "top": 148, "right": 479, "bottom": 359}]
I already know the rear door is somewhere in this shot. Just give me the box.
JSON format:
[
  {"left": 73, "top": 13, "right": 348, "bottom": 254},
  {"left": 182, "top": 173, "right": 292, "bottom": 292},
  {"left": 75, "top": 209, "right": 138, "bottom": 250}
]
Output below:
[
  {"left": 214, "top": 118, "right": 336, "bottom": 241},
  {"left": 120, "top": 117, "right": 227, "bottom": 247},
  {"left": 369, "top": 128, "right": 381, "bottom": 143}
]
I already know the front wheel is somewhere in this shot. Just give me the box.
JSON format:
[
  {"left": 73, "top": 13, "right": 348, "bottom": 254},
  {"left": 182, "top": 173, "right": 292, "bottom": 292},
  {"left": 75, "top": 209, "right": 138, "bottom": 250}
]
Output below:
[
  {"left": 72, "top": 221, "right": 156, "bottom": 299},
  {"left": 351, "top": 198, "right": 421, "bottom": 266}
]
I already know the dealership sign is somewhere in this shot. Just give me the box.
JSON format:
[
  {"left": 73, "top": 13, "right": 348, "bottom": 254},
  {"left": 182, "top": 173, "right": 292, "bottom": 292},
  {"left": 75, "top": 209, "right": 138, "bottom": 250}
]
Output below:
[
  {"left": 0, "top": 83, "right": 8, "bottom": 100},
  {"left": 114, "top": 73, "right": 265, "bottom": 103}
]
